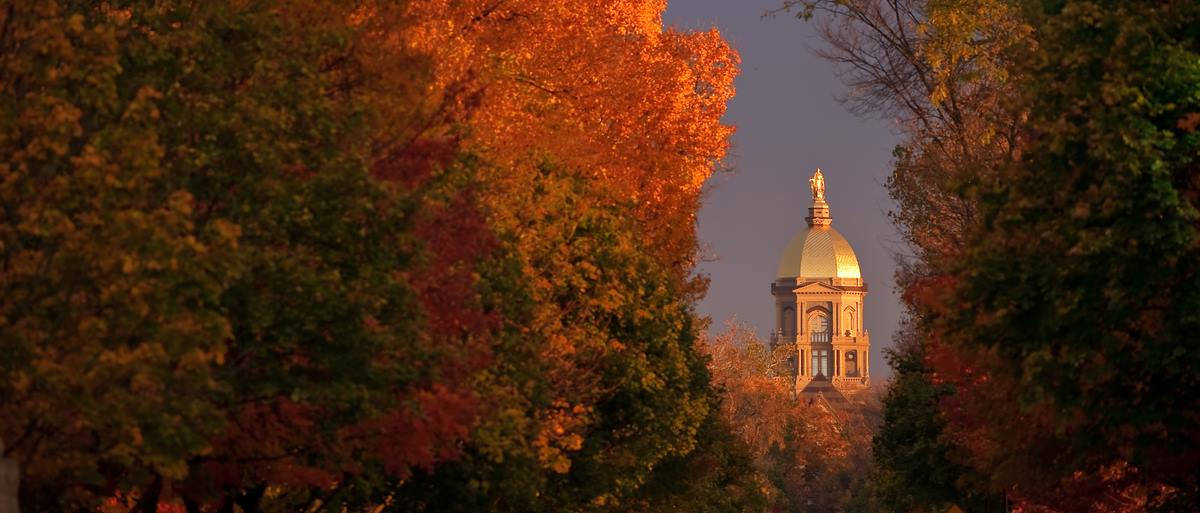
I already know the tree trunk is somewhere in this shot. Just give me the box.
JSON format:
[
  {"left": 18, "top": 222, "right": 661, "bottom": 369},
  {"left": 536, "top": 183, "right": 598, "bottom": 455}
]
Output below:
[
  {"left": 134, "top": 476, "right": 162, "bottom": 513},
  {"left": 234, "top": 485, "right": 266, "bottom": 513}
]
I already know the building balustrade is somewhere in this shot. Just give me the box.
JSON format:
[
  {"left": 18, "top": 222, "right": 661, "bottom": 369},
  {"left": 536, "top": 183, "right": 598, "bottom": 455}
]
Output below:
[
  {"left": 831, "top": 376, "right": 869, "bottom": 387},
  {"left": 769, "top": 331, "right": 872, "bottom": 347}
]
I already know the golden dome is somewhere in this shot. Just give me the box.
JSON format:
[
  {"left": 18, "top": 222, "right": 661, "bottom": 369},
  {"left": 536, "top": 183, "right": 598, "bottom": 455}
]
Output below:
[
  {"left": 777, "top": 168, "right": 862, "bottom": 281},
  {"left": 776, "top": 225, "right": 862, "bottom": 280}
]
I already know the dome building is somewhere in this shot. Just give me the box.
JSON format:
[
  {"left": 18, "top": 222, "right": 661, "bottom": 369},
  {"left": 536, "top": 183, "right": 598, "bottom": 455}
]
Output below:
[{"left": 770, "top": 169, "right": 870, "bottom": 393}]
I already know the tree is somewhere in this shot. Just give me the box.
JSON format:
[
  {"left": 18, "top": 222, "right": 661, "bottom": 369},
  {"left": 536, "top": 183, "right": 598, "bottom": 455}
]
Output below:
[
  {"left": 705, "top": 323, "right": 881, "bottom": 513},
  {"left": 916, "top": 0, "right": 1200, "bottom": 509},
  {"left": 778, "top": 1, "right": 1034, "bottom": 510},
  {"left": 399, "top": 0, "right": 739, "bottom": 286},
  {"left": 1, "top": 1, "right": 750, "bottom": 511},
  {"left": 388, "top": 163, "right": 746, "bottom": 512},
  {"left": 869, "top": 321, "right": 1000, "bottom": 513},
  {"left": 797, "top": 0, "right": 1200, "bottom": 510},
  {"left": 774, "top": 0, "right": 1031, "bottom": 268},
  {"left": 0, "top": 2, "right": 490, "bottom": 510},
  {"left": 375, "top": 3, "right": 749, "bottom": 510}
]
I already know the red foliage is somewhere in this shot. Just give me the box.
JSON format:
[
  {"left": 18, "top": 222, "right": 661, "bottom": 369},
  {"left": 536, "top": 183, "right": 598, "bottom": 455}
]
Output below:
[
  {"left": 411, "top": 187, "right": 499, "bottom": 344},
  {"left": 370, "top": 136, "right": 461, "bottom": 188},
  {"left": 188, "top": 399, "right": 338, "bottom": 497},
  {"left": 361, "top": 384, "right": 478, "bottom": 479},
  {"left": 925, "top": 317, "right": 1164, "bottom": 512},
  {"left": 176, "top": 136, "right": 501, "bottom": 509}
]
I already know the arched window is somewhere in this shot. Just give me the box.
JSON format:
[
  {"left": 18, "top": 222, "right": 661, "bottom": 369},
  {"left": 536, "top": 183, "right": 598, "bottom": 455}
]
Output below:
[
  {"left": 783, "top": 305, "right": 795, "bottom": 336},
  {"left": 843, "top": 306, "right": 857, "bottom": 336},
  {"left": 845, "top": 350, "right": 859, "bottom": 377}
]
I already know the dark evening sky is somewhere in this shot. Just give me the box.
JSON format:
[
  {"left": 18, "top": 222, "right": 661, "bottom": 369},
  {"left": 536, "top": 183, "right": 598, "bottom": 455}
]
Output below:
[{"left": 663, "top": 0, "right": 904, "bottom": 378}]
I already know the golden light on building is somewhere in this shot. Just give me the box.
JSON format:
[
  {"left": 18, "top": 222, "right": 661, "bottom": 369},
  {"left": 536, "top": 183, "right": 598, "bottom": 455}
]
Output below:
[{"left": 771, "top": 168, "right": 870, "bottom": 393}]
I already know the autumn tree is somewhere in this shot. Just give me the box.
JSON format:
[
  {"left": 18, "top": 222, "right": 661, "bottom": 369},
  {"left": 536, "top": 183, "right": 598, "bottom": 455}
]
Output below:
[
  {"left": 868, "top": 321, "right": 1002, "bottom": 513},
  {"left": 774, "top": 0, "right": 1036, "bottom": 510},
  {"left": 775, "top": 0, "right": 1030, "bottom": 268},
  {"left": 916, "top": 0, "right": 1200, "bottom": 510},
  {"left": 791, "top": 0, "right": 1200, "bottom": 511},
  {"left": 370, "top": 2, "right": 749, "bottom": 511},
  {"left": 2, "top": 1, "right": 752, "bottom": 512},
  {"left": 1, "top": 2, "right": 490, "bottom": 510},
  {"left": 386, "top": 163, "right": 753, "bottom": 512},
  {"left": 398, "top": 0, "right": 739, "bottom": 288},
  {"left": 705, "top": 323, "right": 881, "bottom": 513}
]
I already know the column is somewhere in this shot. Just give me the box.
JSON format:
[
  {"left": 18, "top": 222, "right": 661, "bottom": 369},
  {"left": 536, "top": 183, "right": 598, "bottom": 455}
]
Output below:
[
  {"left": 775, "top": 301, "right": 782, "bottom": 335},
  {"left": 796, "top": 301, "right": 804, "bottom": 340},
  {"left": 833, "top": 300, "right": 840, "bottom": 336},
  {"left": 858, "top": 301, "right": 863, "bottom": 332}
]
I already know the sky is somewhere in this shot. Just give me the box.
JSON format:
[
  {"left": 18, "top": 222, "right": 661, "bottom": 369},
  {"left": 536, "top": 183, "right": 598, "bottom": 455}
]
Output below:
[{"left": 662, "top": 1, "right": 904, "bottom": 379}]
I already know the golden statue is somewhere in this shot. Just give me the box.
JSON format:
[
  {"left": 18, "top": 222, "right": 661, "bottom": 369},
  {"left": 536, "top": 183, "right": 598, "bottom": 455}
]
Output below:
[{"left": 809, "top": 168, "right": 825, "bottom": 201}]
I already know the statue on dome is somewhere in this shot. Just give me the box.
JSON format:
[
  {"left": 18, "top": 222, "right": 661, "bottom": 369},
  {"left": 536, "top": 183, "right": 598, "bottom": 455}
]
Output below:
[{"left": 809, "top": 168, "right": 825, "bottom": 201}]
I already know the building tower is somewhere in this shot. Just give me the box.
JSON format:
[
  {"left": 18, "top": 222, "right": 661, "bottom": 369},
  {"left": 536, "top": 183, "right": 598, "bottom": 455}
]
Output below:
[{"left": 770, "top": 169, "right": 870, "bottom": 393}]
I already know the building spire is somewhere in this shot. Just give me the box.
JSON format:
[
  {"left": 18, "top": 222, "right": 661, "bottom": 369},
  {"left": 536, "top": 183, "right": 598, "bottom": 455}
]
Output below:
[{"left": 806, "top": 168, "right": 832, "bottom": 227}]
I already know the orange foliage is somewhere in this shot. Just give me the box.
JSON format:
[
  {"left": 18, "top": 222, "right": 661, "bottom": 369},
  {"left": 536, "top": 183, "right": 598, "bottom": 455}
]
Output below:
[
  {"left": 706, "top": 321, "right": 800, "bottom": 457},
  {"left": 371, "top": 0, "right": 740, "bottom": 478},
  {"left": 399, "top": 0, "right": 739, "bottom": 266},
  {"left": 705, "top": 321, "right": 879, "bottom": 510}
]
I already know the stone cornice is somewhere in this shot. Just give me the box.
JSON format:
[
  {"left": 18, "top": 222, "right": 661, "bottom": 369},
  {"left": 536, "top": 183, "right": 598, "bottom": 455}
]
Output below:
[{"left": 771, "top": 281, "right": 869, "bottom": 296}]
